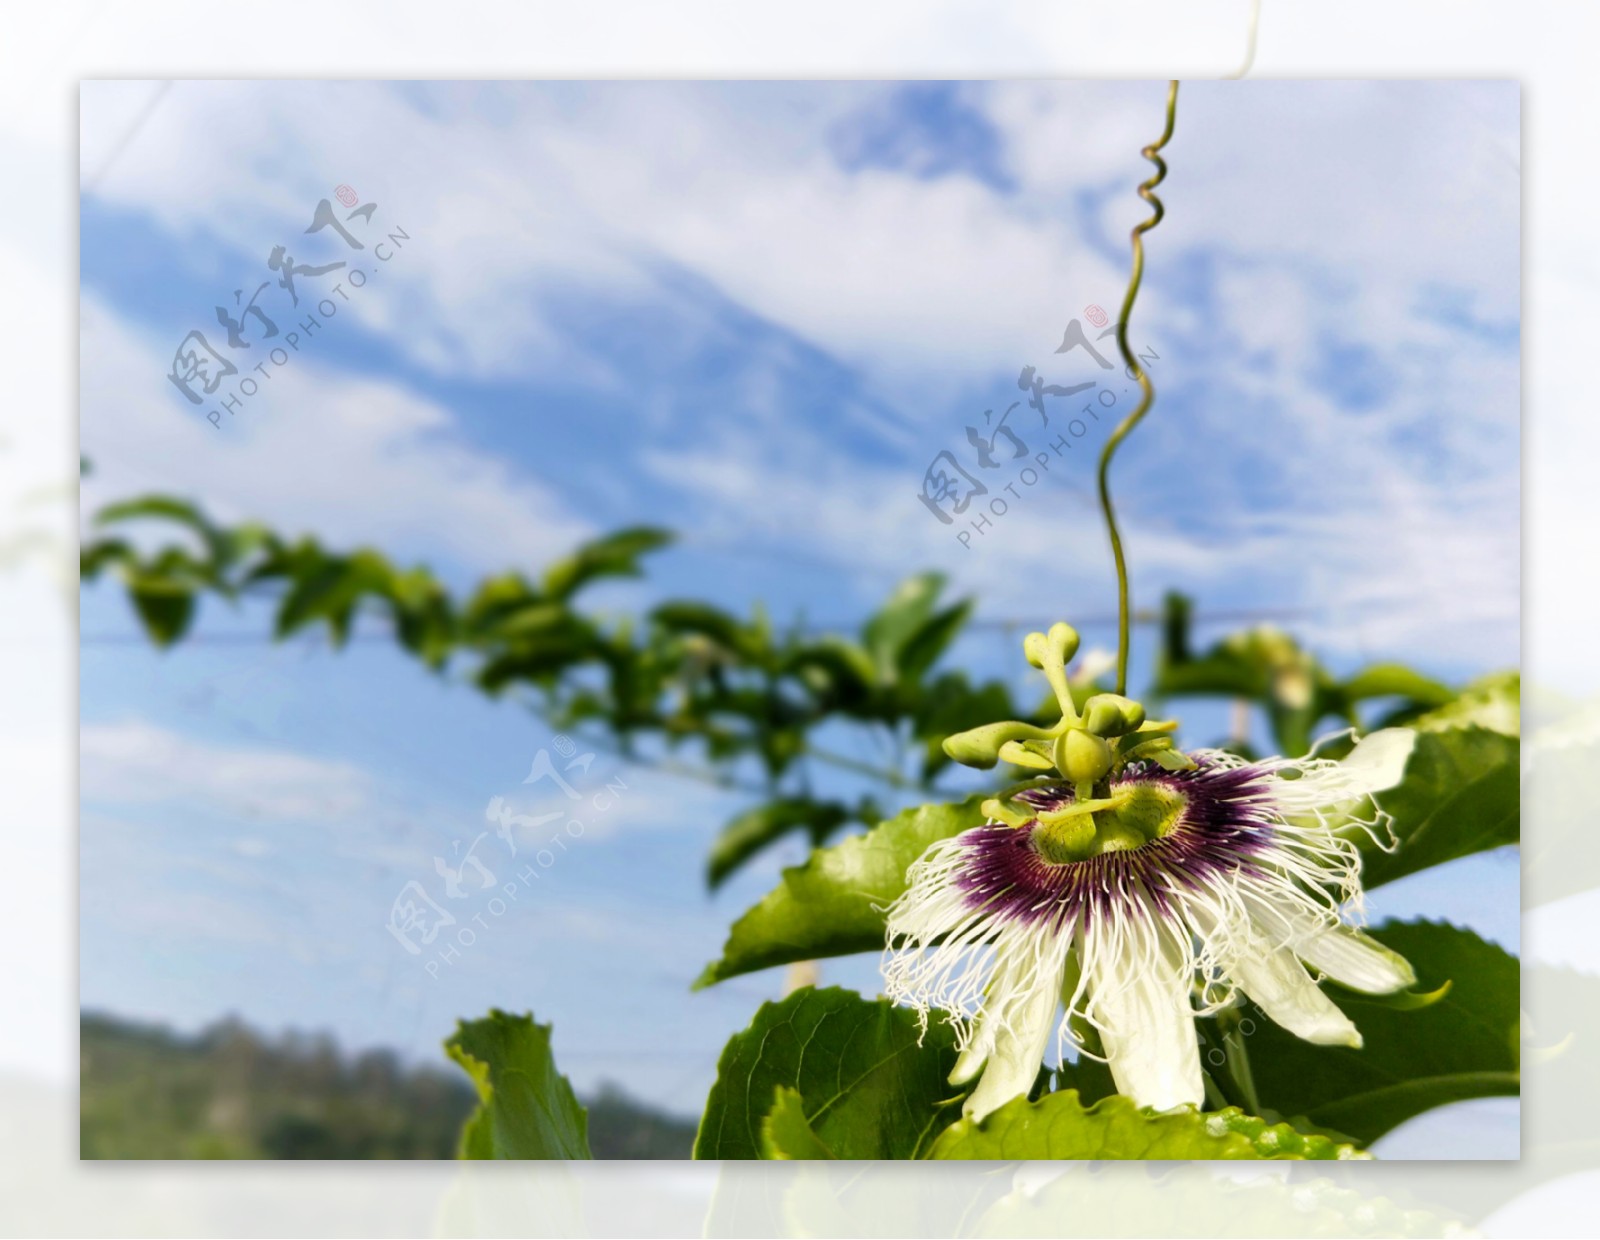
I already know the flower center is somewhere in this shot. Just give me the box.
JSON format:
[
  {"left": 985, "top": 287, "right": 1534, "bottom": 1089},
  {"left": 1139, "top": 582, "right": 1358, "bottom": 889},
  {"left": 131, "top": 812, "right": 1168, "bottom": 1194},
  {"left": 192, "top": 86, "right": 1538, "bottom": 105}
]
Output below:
[{"left": 1031, "top": 782, "right": 1187, "bottom": 864}]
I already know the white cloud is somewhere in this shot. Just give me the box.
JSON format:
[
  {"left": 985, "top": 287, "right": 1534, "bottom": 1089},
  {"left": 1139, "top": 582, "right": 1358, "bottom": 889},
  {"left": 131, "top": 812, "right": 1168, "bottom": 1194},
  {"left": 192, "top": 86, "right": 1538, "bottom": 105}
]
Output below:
[
  {"left": 485, "top": 760, "right": 737, "bottom": 845},
  {"left": 79, "top": 294, "right": 593, "bottom": 575},
  {"left": 76, "top": 80, "right": 1519, "bottom": 670},
  {"left": 81, "top": 718, "right": 372, "bottom": 822},
  {"left": 77, "top": 80, "right": 1133, "bottom": 394},
  {"left": 987, "top": 80, "right": 1518, "bottom": 315}
]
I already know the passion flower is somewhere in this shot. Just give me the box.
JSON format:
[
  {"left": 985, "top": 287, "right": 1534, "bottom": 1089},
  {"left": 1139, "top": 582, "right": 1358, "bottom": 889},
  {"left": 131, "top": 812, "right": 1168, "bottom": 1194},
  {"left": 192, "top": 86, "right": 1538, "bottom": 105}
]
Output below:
[{"left": 881, "top": 623, "right": 1416, "bottom": 1120}]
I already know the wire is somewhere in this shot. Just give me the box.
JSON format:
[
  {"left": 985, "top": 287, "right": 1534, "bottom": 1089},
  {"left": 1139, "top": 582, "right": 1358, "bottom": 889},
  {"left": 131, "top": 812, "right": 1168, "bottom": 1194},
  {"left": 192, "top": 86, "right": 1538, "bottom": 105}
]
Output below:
[{"left": 81, "top": 604, "right": 1314, "bottom": 646}]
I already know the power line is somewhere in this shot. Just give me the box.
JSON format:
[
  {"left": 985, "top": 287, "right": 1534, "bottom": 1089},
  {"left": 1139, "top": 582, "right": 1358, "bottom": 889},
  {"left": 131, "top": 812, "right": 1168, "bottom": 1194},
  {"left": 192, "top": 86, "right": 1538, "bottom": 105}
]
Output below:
[{"left": 80, "top": 604, "right": 1312, "bottom": 646}]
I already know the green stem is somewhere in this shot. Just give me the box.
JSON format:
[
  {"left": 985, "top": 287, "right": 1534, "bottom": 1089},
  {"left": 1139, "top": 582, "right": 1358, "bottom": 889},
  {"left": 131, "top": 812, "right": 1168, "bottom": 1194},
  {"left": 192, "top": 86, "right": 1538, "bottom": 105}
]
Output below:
[
  {"left": 803, "top": 742, "right": 916, "bottom": 790},
  {"left": 1202, "top": 1071, "right": 1232, "bottom": 1112},
  {"left": 1217, "top": 1006, "right": 1261, "bottom": 1115},
  {"left": 1099, "top": 80, "right": 1179, "bottom": 697}
]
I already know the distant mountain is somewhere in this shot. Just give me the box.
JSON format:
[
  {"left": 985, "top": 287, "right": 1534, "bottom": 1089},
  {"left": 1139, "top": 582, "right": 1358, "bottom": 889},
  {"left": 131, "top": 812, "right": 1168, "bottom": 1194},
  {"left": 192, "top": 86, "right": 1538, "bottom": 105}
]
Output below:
[{"left": 80, "top": 1011, "right": 696, "bottom": 1160}]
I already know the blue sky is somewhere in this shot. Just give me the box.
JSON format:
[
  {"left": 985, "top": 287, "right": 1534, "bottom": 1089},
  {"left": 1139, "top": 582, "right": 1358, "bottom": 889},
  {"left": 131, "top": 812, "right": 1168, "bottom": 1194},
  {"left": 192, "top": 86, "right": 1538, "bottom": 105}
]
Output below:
[{"left": 78, "top": 81, "right": 1519, "bottom": 1149}]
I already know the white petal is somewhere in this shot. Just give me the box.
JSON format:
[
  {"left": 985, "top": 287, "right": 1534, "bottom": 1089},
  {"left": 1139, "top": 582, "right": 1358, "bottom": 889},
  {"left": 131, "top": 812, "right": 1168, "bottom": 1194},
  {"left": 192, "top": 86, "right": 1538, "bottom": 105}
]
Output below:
[
  {"left": 1087, "top": 921, "right": 1203, "bottom": 1111},
  {"left": 1295, "top": 924, "right": 1417, "bottom": 994},
  {"left": 1231, "top": 942, "right": 1362, "bottom": 1047},
  {"left": 1337, "top": 728, "right": 1416, "bottom": 796},
  {"left": 1280, "top": 728, "right": 1416, "bottom": 822},
  {"left": 1244, "top": 896, "right": 1415, "bottom": 994},
  {"left": 960, "top": 946, "right": 1062, "bottom": 1121},
  {"left": 949, "top": 949, "right": 1018, "bottom": 1087}
]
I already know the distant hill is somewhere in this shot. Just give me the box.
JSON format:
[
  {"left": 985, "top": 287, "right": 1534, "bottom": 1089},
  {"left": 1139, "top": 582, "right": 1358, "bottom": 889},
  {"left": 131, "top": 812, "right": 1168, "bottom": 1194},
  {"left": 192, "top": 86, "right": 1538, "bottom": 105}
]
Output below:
[{"left": 80, "top": 1011, "right": 697, "bottom": 1160}]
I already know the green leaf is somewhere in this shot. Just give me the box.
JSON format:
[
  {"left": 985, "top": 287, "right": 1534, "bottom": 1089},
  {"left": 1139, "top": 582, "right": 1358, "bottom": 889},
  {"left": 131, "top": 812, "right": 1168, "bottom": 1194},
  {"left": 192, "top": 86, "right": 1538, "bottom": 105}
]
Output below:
[
  {"left": 95, "top": 494, "right": 223, "bottom": 558},
  {"left": 445, "top": 1010, "right": 592, "bottom": 1159},
  {"left": 897, "top": 600, "right": 973, "bottom": 682},
  {"left": 485, "top": 601, "right": 580, "bottom": 641},
  {"left": 127, "top": 575, "right": 196, "bottom": 647},
  {"left": 1154, "top": 651, "right": 1267, "bottom": 700},
  {"left": 759, "top": 1087, "right": 837, "bottom": 1159},
  {"left": 862, "top": 572, "right": 945, "bottom": 681},
  {"left": 785, "top": 636, "right": 878, "bottom": 709},
  {"left": 927, "top": 1090, "right": 1366, "bottom": 1160},
  {"left": 541, "top": 526, "right": 672, "bottom": 600},
  {"left": 274, "top": 549, "right": 395, "bottom": 644},
  {"left": 475, "top": 628, "right": 606, "bottom": 692},
  {"left": 1411, "top": 670, "right": 1520, "bottom": 737},
  {"left": 460, "top": 572, "right": 543, "bottom": 634},
  {"left": 693, "top": 986, "right": 966, "bottom": 1160},
  {"left": 96, "top": 494, "right": 213, "bottom": 529},
  {"left": 707, "top": 798, "right": 853, "bottom": 890},
  {"left": 652, "top": 600, "right": 769, "bottom": 664},
  {"left": 80, "top": 537, "right": 134, "bottom": 580},
  {"left": 1341, "top": 662, "right": 1455, "bottom": 708},
  {"left": 1159, "top": 590, "right": 1194, "bottom": 664},
  {"left": 695, "top": 796, "right": 987, "bottom": 988},
  {"left": 1232, "top": 920, "right": 1519, "bottom": 1146},
  {"left": 1358, "top": 723, "right": 1519, "bottom": 889}
]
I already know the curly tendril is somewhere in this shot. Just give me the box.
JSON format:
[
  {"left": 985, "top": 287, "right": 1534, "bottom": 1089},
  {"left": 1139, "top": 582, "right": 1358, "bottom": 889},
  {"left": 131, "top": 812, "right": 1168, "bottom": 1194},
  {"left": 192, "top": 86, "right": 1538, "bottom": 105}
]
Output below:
[{"left": 1099, "top": 79, "right": 1179, "bottom": 697}]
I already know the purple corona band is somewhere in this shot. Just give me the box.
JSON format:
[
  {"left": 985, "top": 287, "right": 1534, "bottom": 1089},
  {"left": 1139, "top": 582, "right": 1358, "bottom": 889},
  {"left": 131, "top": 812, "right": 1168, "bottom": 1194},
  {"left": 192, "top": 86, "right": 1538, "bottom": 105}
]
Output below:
[{"left": 955, "top": 759, "right": 1279, "bottom": 928}]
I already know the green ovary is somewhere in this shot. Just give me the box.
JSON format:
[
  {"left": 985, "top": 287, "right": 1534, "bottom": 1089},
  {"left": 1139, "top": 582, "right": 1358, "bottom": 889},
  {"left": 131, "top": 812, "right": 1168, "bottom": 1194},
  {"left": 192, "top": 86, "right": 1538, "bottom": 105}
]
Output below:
[{"left": 1033, "top": 783, "right": 1187, "bottom": 864}]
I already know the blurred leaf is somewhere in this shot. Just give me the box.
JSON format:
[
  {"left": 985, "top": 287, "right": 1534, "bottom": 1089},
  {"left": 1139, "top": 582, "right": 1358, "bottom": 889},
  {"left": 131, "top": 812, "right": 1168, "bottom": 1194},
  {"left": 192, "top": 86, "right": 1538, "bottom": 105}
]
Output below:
[
  {"left": 914, "top": 678, "right": 1020, "bottom": 781},
  {"left": 862, "top": 572, "right": 945, "bottom": 681},
  {"left": 1410, "top": 670, "right": 1521, "bottom": 737},
  {"left": 1160, "top": 590, "right": 1193, "bottom": 665},
  {"left": 1156, "top": 623, "right": 1353, "bottom": 756},
  {"left": 275, "top": 549, "right": 394, "bottom": 644},
  {"left": 445, "top": 1010, "right": 591, "bottom": 1159},
  {"left": 96, "top": 494, "right": 222, "bottom": 556},
  {"left": 80, "top": 538, "right": 134, "bottom": 579},
  {"left": 927, "top": 1090, "right": 1364, "bottom": 1160},
  {"left": 695, "top": 796, "right": 987, "bottom": 988},
  {"left": 897, "top": 600, "right": 973, "bottom": 682},
  {"left": 96, "top": 494, "right": 213, "bottom": 529},
  {"left": 476, "top": 633, "right": 604, "bottom": 693},
  {"left": 694, "top": 986, "right": 965, "bottom": 1159},
  {"left": 127, "top": 575, "right": 196, "bottom": 647},
  {"left": 1155, "top": 651, "right": 1267, "bottom": 700},
  {"left": 461, "top": 572, "right": 542, "bottom": 634},
  {"left": 785, "top": 637, "right": 878, "bottom": 710},
  {"left": 388, "top": 567, "right": 457, "bottom": 667},
  {"left": 1234, "top": 920, "right": 1518, "bottom": 1145},
  {"left": 1342, "top": 663, "right": 1455, "bottom": 708},
  {"left": 759, "top": 1087, "right": 837, "bottom": 1159},
  {"left": 487, "top": 601, "right": 579, "bottom": 641},
  {"left": 652, "top": 600, "right": 768, "bottom": 664},
  {"left": 707, "top": 798, "right": 853, "bottom": 889},
  {"left": 541, "top": 527, "right": 671, "bottom": 600}
]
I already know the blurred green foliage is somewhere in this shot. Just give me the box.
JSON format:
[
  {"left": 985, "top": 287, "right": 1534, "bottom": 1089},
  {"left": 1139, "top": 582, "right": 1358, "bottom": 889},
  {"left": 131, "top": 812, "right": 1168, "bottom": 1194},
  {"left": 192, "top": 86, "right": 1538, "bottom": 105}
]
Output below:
[
  {"left": 81, "top": 496, "right": 1051, "bottom": 888},
  {"left": 84, "top": 499, "right": 1465, "bottom": 892},
  {"left": 1153, "top": 589, "right": 1457, "bottom": 757}
]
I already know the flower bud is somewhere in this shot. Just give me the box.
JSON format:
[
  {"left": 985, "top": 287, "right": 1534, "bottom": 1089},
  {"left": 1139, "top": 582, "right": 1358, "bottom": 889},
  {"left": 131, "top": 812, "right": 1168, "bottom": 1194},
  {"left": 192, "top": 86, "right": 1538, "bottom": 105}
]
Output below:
[
  {"left": 1024, "top": 622, "right": 1080, "bottom": 671},
  {"left": 944, "top": 720, "right": 1057, "bottom": 769},
  {"left": 1081, "top": 693, "right": 1147, "bottom": 738}
]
